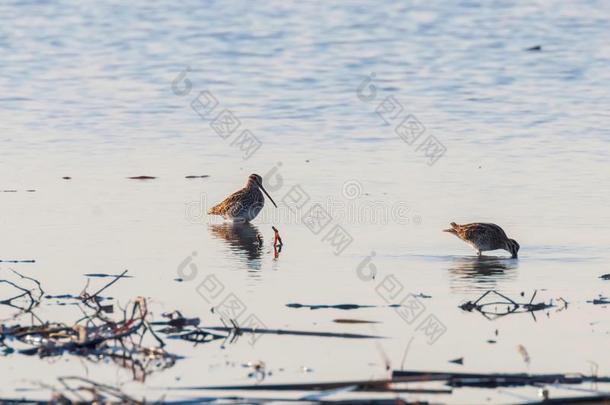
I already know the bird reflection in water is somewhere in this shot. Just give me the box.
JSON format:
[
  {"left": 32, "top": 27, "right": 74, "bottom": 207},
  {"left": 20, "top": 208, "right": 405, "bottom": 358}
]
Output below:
[
  {"left": 209, "top": 222, "right": 263, "bottom": 271},
  {"left": 448, "top": 255, "right": 518, "bottom": 293}
]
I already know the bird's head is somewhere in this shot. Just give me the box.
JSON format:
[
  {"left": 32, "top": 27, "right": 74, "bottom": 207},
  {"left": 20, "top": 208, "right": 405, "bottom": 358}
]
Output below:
[
  {"left": 506, "top": 238, "right": 520, "bottom": 258},
  {"left": 247, "top": 173, "right": 277, "bottom": 208},
  {"left": 247, "top": 173, "right": 263, "bottom": 186}
]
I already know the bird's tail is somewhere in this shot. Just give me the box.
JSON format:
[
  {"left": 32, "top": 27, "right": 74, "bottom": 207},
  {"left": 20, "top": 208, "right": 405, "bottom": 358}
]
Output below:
[
  {"left": 443, "top": 222, "right": 459, "bottom": 234},
  {"left": 208, "top": 204, "right": 222, "bottom": 215}
]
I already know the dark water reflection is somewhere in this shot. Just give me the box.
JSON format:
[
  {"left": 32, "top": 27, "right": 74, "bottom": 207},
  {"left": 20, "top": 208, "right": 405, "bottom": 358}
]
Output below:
[
  {"left": 209, "top": 223, "right": 263, "bottom": 271},
  {"left": 448, "top": 256, "right": 519, "bottom": 293}
]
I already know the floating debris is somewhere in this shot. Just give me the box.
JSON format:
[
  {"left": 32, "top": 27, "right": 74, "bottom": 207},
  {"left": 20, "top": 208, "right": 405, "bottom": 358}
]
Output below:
[
  {"left": 152, "top": 311, "right": 201, "bottom": 330},
  {"left": 167, "top": 329, "right": 225, "bottom": 344},
  {"left": 83, "top": 272, "right": 132, "bottom": 278},
  {"left": 11, "top": 376, "right": 144, "bottom": 404},
  {"left": 81, "top": 269, "right": 129, "bottom": 303},
  {"left": 556, "top": 297, "right": 569, "bottom": 312},
  {"left": 44, "top": 293, "right": 111, "bottom": 301},
  {"left": 0, "top": 259, "right": 35, "bottom": 263},
  {"left": 392, "top": 370, "right": 610, "bottom": 388},
  {"left": 244, "top": 361, "right": 267, "bottom": 381},
  {"left": 11, "top": 372, "right": 610, "bottom": 403},
  {"left": 526, "top": 45, "right": 542, "bottom": 51},
  {"left": 0, "top": 270, "right": 176, "bottom": 382},
  {"left": 127, "top": 176, "right": 157, "bottom": 180},
  {"left": 185, "top": 175, "right": 210, "bottom": 179},
  {"left": 202, "top": 325, "right": 383, "bottom": 340},
  {"left": 287, "top": 303, "right": 400, "bottom": 310},
  {"left": 0, "top": 269, "right": 43, "bottom": 317},
  {"left": 333, "top": 319, "right": 378, "bottom": 324},
  {"left": 459, "top": 289, "right": 555, "bottom": 319},
  {"left": 62, "top": 176, "right": 71, "bottom": 180},
  {"left": 587, "top": 295, "right": 610, "bottom": 305},
  {"left": 0, "top": 189, "right": 36, "bottom": 192},
  {"left": 179, "top": 375, "right": 452, "bottom": 394},
  {"left": 517, "top": 344, "right": 530, "bottom": 365},
  {"left": 449, "top": 357, "right": 464, "bottom": 365},
  {"left": 600, "top": 274, "right": 610, "bottom": 280},
  {"left": 45, "top": 293, "right": 80, "bottom": 300}
]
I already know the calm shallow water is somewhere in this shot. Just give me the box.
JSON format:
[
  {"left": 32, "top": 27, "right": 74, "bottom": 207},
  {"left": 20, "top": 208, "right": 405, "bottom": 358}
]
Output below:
[{"left": 1, "top": 0, "right": 610, "bottom": 403}]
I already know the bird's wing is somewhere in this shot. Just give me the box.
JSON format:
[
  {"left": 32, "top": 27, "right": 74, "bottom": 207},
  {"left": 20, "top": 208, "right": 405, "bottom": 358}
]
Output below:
[
  {"left": 461, "top": 223, "right": 507, "bottom": 244},
  {"left": 208, "top": 188, "right": 248, "bottom": 215},
  {"left": 479, "top": 223, "right": 509, "bottom": 238}
]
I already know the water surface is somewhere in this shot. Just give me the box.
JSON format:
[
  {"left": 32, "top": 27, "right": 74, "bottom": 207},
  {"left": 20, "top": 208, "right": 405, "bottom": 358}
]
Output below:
[{"left": 1, "top": 0, "right": 610, "bottom": 403}]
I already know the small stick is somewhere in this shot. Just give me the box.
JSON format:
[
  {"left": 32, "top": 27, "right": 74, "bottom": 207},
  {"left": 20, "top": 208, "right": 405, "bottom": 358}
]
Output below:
[
  {"left": 490, "top": 290, "right": 518, "bottom": 306},
  {"left": 10, "top": 269, "right": 44, "bottom": 301},
  {"left": 528, "top": 290, "right": 538, "bottom": 305},
  {"left": 144, "top": 320, "right": 166, "bottom": 348},
  {"left": 82, "top": 270, "right": 129, "bottom": 303},
  {"left": 472, "top": 290, "right": 493, "bottom": 305},
  {"left": 400, "top": 336, "right": 415, "bottom": 370}
]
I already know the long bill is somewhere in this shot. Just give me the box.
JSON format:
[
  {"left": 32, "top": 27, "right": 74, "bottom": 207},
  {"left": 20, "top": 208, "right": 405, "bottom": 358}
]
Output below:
[{"left": 258, "top": 182, "right": 278, "bottom": 208}]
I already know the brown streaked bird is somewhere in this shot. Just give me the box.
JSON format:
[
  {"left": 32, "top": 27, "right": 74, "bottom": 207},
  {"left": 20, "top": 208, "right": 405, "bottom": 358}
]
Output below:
[
  {"left": 443, "top": 222, "right": 520, "bottom": 258},
  {"left": 208, "top": 174, "right": 277, "bottom": 222}
]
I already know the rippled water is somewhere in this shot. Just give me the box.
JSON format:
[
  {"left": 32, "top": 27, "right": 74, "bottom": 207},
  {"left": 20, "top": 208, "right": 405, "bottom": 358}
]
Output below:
[{"left": 1, "top": 0, "right": 610, "bottom": 403}]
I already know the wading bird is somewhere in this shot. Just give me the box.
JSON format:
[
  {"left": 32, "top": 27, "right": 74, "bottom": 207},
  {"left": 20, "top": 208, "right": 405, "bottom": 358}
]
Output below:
[
  {"left": 444, "top": 222, "right": 520, "bottom": 258},
  {"left": 208, "top": 174, "right": 277, "bottom": 222}
]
